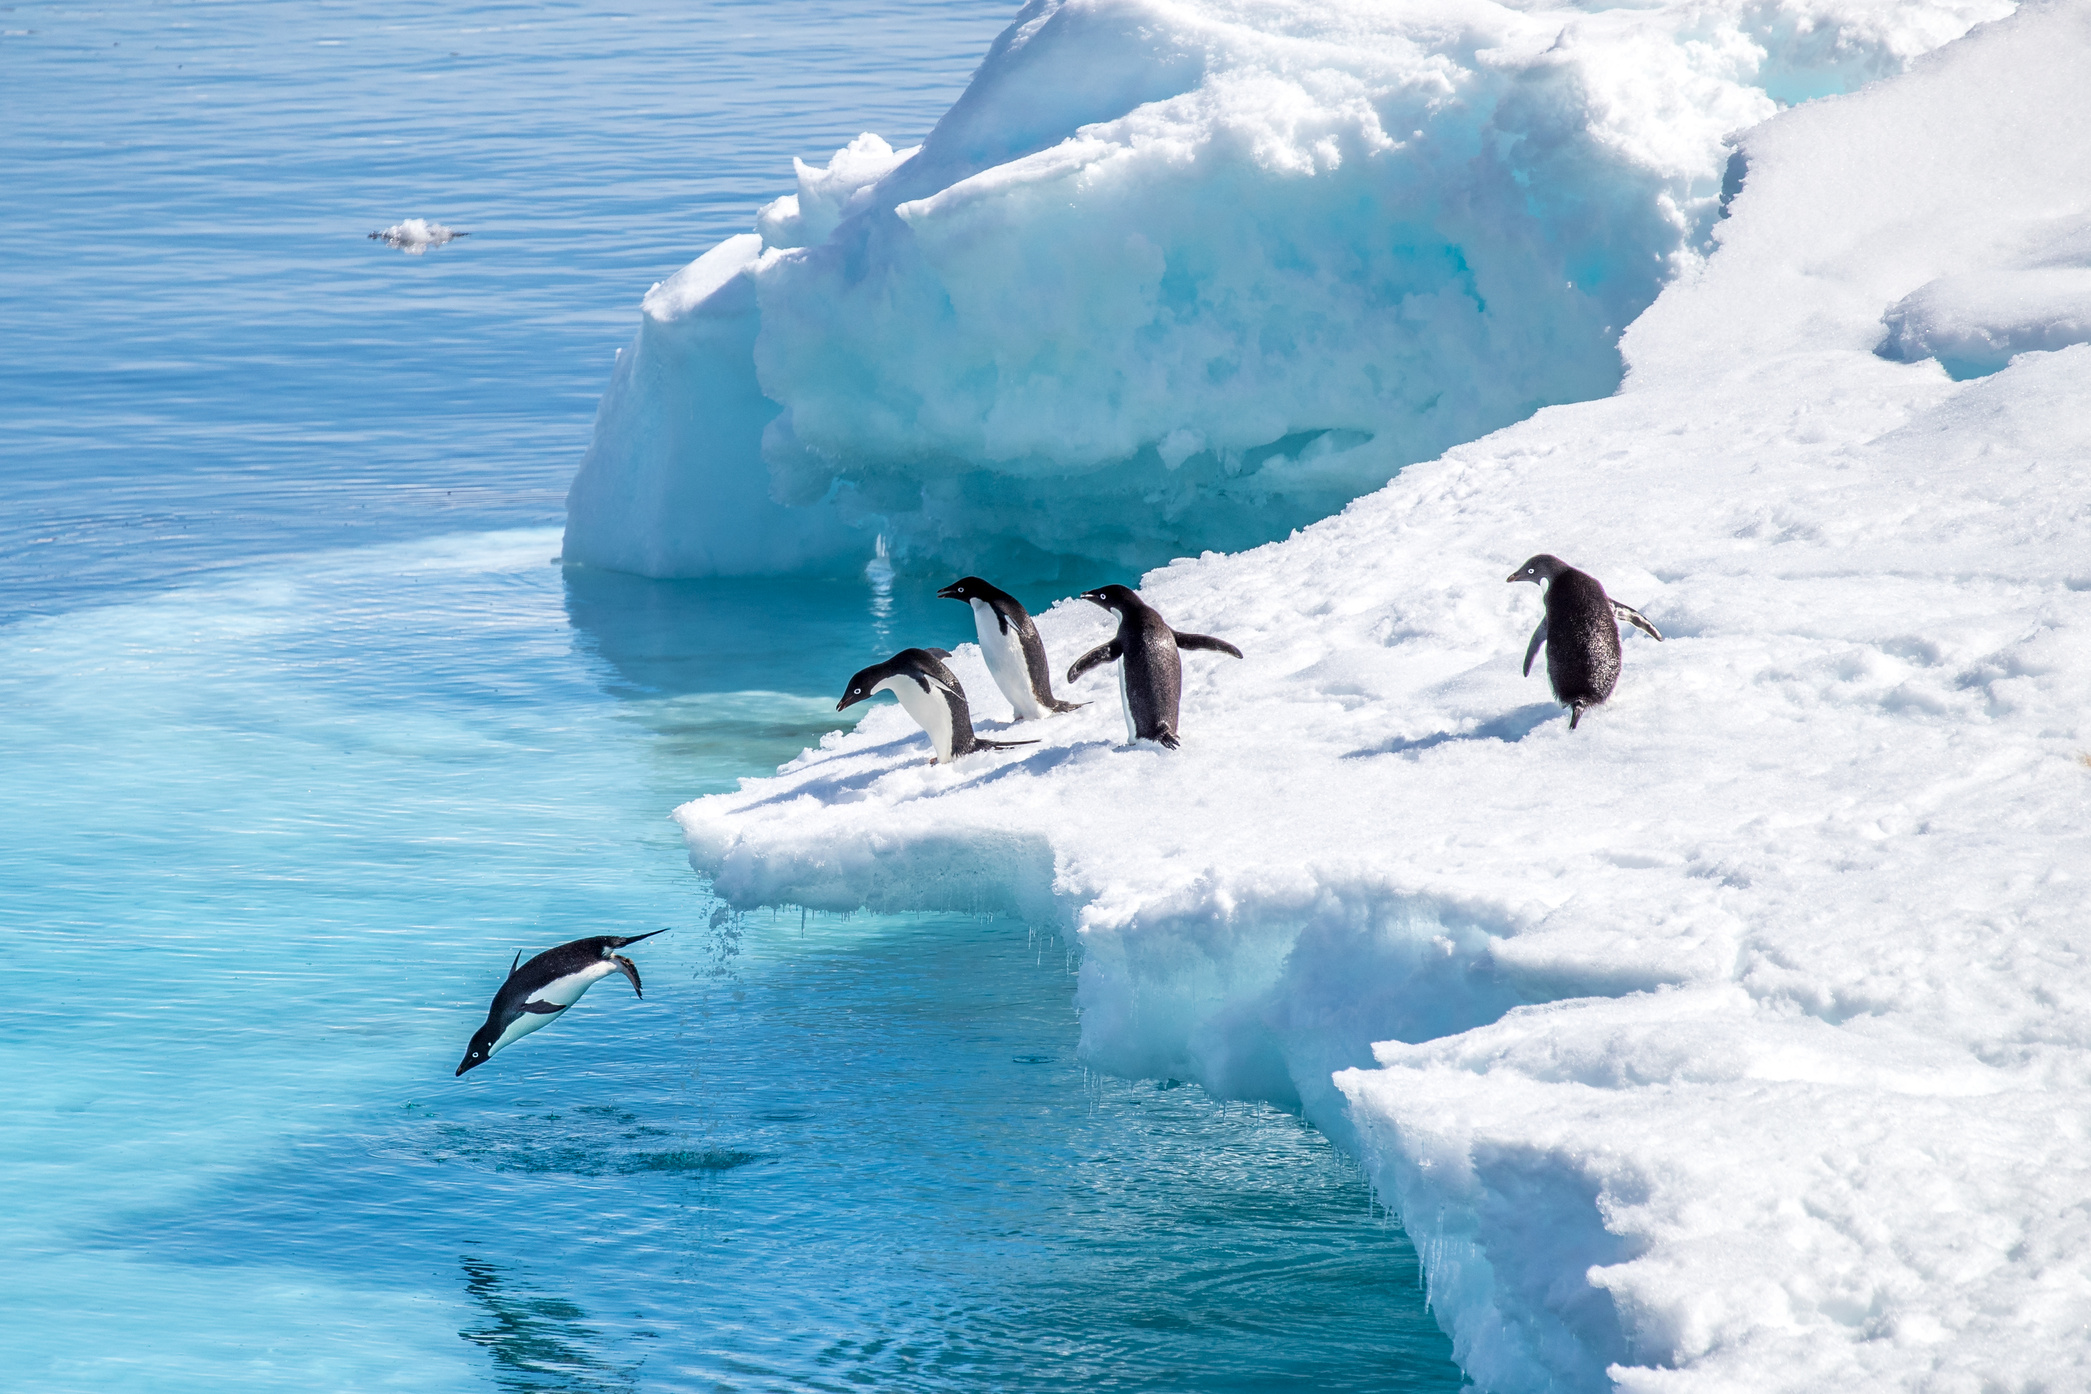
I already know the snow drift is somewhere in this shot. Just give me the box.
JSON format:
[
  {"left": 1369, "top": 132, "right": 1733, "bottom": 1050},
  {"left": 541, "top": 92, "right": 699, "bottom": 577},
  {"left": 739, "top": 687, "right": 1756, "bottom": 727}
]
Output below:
[
  {"left": 673, "top": 3, "right": 2091, "bottom": 1389},
  {"left": 564, "top": 0, "right": 2007, "bottom": 580}
]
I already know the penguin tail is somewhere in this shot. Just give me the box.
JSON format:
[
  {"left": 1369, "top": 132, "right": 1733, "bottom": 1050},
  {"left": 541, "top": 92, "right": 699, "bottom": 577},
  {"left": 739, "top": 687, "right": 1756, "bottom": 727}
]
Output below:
[
  {"left": 610, "top": 928, "right": 669, "bottom": 949},
  {"left": 972, "top": 737, "right": 1039, "bottom": 751},
  {"left": 1049, "top": 699, "right": 1088, "bottom": 713},
  {"left": 1569, "top": 703, "right": 1586, "bottom": 730}
]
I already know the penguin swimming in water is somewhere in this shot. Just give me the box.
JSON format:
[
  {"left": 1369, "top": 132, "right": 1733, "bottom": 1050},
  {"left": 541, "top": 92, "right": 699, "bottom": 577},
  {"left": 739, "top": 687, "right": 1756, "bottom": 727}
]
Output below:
[
  {"left": 456, "top": 930, "right": 665, "bottom": 1076},
  {"left": 1067, "top": 585, "right": 1241, "bottom": 749},
  {"left": 1506, "top": 554, "right": 1663, "bottom": 729},
  {"left": 935, "top": 576, "right": 1086, "bottom": 721},
  {"left": 837, "top": 647, "right": 1037, "bottom": 764}
]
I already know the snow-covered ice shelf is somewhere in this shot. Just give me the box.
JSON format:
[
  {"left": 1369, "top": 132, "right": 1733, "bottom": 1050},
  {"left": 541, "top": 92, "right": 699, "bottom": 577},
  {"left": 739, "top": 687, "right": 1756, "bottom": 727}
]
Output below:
[
  {"left": 566, "top": 0, "right": 2010, "bottom": 580},
  {"left": 671, "top": 5, "right": 2091, "bottom": 1389}
]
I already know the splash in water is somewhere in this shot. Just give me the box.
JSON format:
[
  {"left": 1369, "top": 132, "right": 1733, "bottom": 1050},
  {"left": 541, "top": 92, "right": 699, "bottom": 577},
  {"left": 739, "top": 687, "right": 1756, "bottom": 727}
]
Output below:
[{"left": 370, "top": 218, "right": 469, "bottom": 254}]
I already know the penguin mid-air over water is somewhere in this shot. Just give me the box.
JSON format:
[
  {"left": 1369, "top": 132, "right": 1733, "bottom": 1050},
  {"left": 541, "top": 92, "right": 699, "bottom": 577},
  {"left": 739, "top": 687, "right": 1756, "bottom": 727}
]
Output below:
[
  {"left": 1067, "top": 585, "right": 1241, "bottom": 748},
  {"left": 1506, "top": 554, "right": 1663, "bottom": 729},
  {"left": 936, "top": 576, "right": 1086, "bottom": 721},
  {"left": 456, "top": 930, "right": 665, "bottom": 1076},
  {"left": 837, "top": 647, "right": 1037, "bottom": 764}
]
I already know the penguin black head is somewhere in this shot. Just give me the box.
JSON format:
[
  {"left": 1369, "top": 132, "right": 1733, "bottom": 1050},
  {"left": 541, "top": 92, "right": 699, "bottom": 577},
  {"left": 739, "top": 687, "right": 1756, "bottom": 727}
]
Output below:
[
  {"left": 837, "top": 649, "right": 947, "bottom": 712},
  {"left": 456, "top": 1024, "right": 498, "bottom": 1077},
  {"left": 1507, "top": 555, "right": 1570, "bottom": 586},
  {"left": 1079, "top": 584, "right": 1140, "bottom": 614},
  {"left": 837, "top": 672, "right": 877, "bottom": 712},
  {"left": 936, "top": 576, "right": 991, "bottom": 602}
]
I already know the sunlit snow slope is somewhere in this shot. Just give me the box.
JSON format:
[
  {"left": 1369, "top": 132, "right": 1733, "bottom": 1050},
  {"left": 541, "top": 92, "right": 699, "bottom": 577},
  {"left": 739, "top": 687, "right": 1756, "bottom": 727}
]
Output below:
[
  {"left": 675, "top": 5, "right": 2091, "bottom": 1389},
  {"left": 566, "top": 0, "right": 2007, "bottom": 580}
]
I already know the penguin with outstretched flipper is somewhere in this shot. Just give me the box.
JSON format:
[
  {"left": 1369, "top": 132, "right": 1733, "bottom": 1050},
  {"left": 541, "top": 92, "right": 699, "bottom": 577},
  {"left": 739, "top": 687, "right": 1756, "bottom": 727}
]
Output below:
[
  {"left": 936, "top": 576, "right": 1086, "bottom": 721},
  {"left": 1506, "top": 554, "right": 1663, "bottom": 729},
  {"left": 837, "top": 648, "right": 1037, "bottom": 764},
  {"left": 456, "top": 930, "right": 666, "bottom": 1076},
  {"left": 1067, "top": 585, "right": 1241, "bottom": 749}
]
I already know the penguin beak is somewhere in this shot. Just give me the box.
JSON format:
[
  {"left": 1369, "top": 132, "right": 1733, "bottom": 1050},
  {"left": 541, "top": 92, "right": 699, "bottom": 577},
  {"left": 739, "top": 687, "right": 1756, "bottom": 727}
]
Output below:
[
  {"left": 837, "top": 691, "right": 864, "bottom": 712},
  {"left": 935, "top": 582, "right": 962, "bottom": 599},
  {"left": 456, "top": 1055, "right": 479, "bottom": 1077},
  {"left": 1506, "top": 570, "right": 1530, "bottom": 585},
  {"left": 1079, "top": 590, "right": 1108, "bottom": 609}
]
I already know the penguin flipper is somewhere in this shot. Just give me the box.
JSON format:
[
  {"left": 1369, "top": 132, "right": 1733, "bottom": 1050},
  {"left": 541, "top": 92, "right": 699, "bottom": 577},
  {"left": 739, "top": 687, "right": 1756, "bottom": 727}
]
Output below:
[
  {"left": 520, "top": 1000, "right": 569, "bottom": 1014},
  {"left": 1173, "top": 631, "right": 1243, "bottom": 659},
  {"left": 1067, "top": 639, "right": 1122, "bottom": 684},
  {"left": 612, "top": 955, "right": 643, "bottom": 998},
  {"left": 1612, "top": 601, "right": 1663, "bottom": 641},
  {"left": 1523, "top": 619, "right": 1549, "bottom": 677}
]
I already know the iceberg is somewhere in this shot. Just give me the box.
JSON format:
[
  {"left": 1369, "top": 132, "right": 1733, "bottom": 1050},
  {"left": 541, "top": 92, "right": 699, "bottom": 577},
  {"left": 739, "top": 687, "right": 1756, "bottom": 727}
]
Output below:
[
  {"left": 565, "top": 0, "right": 2008, "bottom": 579},
  {"left": 668, "top": 3, "right": 2091, "bottom": 1389}
]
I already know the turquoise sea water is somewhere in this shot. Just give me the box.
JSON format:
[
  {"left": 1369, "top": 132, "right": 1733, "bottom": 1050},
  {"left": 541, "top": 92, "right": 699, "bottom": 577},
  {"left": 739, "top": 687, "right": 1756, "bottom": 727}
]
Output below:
[{"left": 2, "top": 3, "right": 1467, "bottom": 1388}]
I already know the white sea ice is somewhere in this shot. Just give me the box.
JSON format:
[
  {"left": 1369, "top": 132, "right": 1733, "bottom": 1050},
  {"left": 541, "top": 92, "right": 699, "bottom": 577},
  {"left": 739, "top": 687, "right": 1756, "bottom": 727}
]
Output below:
[
  {"left": 673, "top": 3, "right": 2091, "bottom": 1389},
  {"left": 565, "top": 0, "right": 2007, "bottom": 580}
]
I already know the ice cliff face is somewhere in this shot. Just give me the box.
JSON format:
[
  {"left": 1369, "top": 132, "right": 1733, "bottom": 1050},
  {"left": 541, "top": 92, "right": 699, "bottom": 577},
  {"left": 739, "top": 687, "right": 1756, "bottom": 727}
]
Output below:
[
  {"left": 671, "top": 3, "right": 2091, "bottom": 1389},
  {"left": 564, "top": 0, "right": 2006, "bottom": 579}
]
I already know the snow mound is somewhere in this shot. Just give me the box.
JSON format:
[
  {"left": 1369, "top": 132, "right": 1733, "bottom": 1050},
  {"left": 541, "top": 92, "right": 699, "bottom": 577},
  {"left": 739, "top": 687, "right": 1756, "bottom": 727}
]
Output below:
[
  {"left": 565, "top": 0, "right": 2005, "bottom": 580},
  {"left": 675, "top": 5, "right": 2091, "bottom": 1389},
  {"left": 1880, "top": 265, "right": 2091, "bottom": 378}
]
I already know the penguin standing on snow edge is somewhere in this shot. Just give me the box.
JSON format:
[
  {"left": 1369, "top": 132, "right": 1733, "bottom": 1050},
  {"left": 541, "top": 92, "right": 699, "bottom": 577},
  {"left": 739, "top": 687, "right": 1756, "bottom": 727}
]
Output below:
[
  {"left": 1506, "top": 554, "right": 1663, "bottom": 729},
  {"left": 1068, "top": 585, "right": 1241, "bottom": 749},
  {"left": 838, "top": 648, "right": 1037, "bottom": 764},
  {"left": 457, "top": 930, "right": 666, "bottom": 1076},
  {"left": 936, "top": 576, "right": 1086, "bottom": 721}
]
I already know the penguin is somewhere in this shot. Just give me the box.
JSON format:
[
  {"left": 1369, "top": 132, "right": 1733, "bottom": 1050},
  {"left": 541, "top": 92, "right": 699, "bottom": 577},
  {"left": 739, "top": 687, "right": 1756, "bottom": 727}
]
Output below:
[
  {"left": 837, "top": 647, "right": 1037, "bottom": 764},
  {"left": 1066, "top": 585, "right": 1241, "bottom": 749},
  {"left": 1506, "top": 554, "right": 1663, "bottom": 729},
  {"left": 456, "top": 930, "right": 665, "bottom": 1076},
  {"left": 935, "top": 576, "right": 1086, "bottom": 721}
]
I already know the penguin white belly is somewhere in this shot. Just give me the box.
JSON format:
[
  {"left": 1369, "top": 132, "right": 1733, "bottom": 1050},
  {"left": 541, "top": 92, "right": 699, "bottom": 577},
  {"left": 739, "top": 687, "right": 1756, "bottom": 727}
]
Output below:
[
  {"left": 877, "top": 674, "right": 955, "bottom": 762},
  {"left": 491, "top": 960, "right": 616, "bottom": 1054},
  {"left": 1117, "top": 662, "right": 1138, "bottom": 744},
  {"left": 972, "top": 601, "right": 1044, "bottom": 720}
]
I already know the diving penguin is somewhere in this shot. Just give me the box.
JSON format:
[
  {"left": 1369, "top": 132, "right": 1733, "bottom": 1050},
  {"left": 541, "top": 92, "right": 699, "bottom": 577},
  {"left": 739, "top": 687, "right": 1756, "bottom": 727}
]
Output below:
[
  {"left": 1067, "top": 585, "right": 1241, "bottom": 749},
  {"left": 456, "top": 930, "right": 666, "bottom": 1076},
  {"left": 837, "top": 648, "right": 1037, "bottom": 764},
  {"left": 1506, "top": 554, "right": 1663, "bottom": 729},
  {"left": 935, "top": 576, "right": 1086, "bottom": 721}
]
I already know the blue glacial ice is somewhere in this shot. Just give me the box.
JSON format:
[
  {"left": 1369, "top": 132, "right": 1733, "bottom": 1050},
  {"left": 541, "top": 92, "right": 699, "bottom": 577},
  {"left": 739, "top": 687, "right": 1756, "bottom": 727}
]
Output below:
[{"left": 566, "top": 0, "right": 2010, "bottom": 579}]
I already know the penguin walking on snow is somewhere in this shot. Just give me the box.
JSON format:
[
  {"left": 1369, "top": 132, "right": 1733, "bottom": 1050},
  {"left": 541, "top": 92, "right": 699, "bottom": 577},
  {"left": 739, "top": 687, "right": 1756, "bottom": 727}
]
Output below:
[
  {"left": 457, "top": 930, "right": 665, "bottom": 1076},
  {"left": 838, "top": 648, "right": 1037, "bottom": 764},
  {"left": 1506, "top": 554, "right": 1663, "bottom": 729},
  {"left": 936, "top": 576, "right": 1086, "bottom": 721},
  {"left": 1067, "top": 585, "right": 1241, "bottom": 748}
]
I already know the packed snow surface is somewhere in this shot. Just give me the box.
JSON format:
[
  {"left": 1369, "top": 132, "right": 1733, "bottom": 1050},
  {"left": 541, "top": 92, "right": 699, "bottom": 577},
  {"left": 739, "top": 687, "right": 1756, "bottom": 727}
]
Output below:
[
  {"left": 674, "top": 5, "right": 2091, "bottom": 1389},
  {"left": 565, "top": 0, "right": 2007, "bottom": 580}
]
